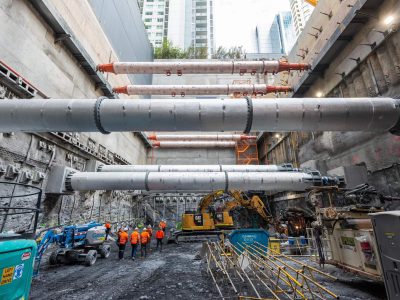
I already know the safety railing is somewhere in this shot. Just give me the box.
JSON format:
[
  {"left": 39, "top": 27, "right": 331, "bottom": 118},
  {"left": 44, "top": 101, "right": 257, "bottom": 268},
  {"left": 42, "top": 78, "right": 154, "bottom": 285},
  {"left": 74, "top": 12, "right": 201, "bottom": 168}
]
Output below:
[{"left": 0, "top": 181, "right": 42, "bottom": 239}]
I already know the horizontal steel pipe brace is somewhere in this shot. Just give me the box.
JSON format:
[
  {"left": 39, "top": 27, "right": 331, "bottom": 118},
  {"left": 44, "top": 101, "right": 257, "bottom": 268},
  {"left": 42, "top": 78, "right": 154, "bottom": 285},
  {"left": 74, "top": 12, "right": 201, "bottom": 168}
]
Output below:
[
  {"left": 152, "top": 141, "right": 236, "bottom": 148},
  {"left": 0, "top": 98, "right": 399, "bottom": 133},
  {"left": 68, "top": 171, "right": 315, "bottom": 192},
  {"left": 98, "top": 164, "right": 292, "bottom": 172},
  {"left": 147, "top": 134, "right": 256, "bottom": 141},
  {"left": 97, "top": 61, "right": 310, "bottom": 75},
  {"left": 113, "top": 84, "right": 292, "bottom": 96}
]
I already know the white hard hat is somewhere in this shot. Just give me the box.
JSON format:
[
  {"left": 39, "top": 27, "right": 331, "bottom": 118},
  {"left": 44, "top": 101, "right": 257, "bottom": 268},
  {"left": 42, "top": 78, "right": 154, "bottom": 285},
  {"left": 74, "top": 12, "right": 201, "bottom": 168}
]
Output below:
[
  {"left": 147, "top": 225, "right": 152, "bottom": 228},
  {"left": 135, "top": 227, "right": 139, "bottom": 230},
  {"left": 124, "top": 227, "right": 129, "bottom": 231}
]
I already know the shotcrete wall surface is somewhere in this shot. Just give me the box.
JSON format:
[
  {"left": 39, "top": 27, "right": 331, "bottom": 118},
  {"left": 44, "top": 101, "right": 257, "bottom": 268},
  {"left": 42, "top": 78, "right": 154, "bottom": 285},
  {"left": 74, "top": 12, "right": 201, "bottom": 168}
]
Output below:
[
  {"left": 0, "top": 0, "right": 148, "bottom": 230},
  {"left": 271, "top": 0, "right": 400, "bottom": 198}
]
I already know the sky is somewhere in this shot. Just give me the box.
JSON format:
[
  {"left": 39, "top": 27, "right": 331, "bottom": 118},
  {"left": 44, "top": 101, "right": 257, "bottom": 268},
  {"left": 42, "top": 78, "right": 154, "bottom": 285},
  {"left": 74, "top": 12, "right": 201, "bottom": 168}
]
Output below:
[{"left": 213, "top": 0, "right": 291, "bottom": 52}]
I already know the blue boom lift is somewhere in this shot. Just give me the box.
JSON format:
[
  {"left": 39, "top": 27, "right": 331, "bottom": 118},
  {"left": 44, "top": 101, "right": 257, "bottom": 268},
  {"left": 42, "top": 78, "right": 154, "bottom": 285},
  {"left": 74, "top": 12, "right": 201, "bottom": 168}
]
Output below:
[{"left": 34, "top": 222, "right": 111, "bottom": 274}]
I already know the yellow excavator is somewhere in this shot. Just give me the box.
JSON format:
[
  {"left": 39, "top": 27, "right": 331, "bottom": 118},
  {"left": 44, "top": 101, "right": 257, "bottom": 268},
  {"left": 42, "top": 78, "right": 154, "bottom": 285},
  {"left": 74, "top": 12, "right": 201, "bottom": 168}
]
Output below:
[
  {"left": 181, "top": 190, "right": 234, "bottom": 231},
  {"left": 181, "top": 190, "right": 270, "bottom": 231},
  {"left": 174, "top": 190, "right": 270, "bottom": 242}
]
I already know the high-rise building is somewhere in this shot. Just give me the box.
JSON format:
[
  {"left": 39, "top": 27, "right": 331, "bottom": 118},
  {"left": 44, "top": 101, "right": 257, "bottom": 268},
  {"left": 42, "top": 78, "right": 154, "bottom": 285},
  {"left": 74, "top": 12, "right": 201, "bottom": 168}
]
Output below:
[
  {"left": 138, "top": 0, "right": 170, "bottom": 48},
  {"left": 277, "top": 11, "right": 297, "bottom": 54},
  {"left": 289, "top": 0, "right": 314, "bottom": 36},
  {"left": 254, "top": 11, "right": 296, "bottom": 55},
  {"left": 139, "top": 0, "right": 215, "bottom": 57},
  {"left": 192, "top": 0, "right": 215, "bottom": 56}
]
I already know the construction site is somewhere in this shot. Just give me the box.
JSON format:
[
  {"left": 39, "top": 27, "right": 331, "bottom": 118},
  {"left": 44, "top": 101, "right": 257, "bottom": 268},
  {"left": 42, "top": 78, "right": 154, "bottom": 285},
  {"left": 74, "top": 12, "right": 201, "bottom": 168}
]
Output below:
[{"left": 0, "top": 0, "right": 400, "bottom": 299}]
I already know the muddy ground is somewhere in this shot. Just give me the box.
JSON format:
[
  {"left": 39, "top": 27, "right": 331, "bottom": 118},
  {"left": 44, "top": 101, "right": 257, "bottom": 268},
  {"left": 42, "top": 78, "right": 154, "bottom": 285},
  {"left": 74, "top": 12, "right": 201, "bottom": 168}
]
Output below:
[
  {"left": 30, "top": 242, "right": 219, "bottom": 300},
  {"left": 30, "top": 241, "right": 387, "bottom": 300}
]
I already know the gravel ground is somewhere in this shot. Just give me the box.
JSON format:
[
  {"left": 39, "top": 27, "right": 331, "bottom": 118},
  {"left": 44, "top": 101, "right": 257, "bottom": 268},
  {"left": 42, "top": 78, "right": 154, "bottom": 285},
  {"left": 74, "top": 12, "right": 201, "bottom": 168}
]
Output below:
[
  {"left": 30, "top": 241, "right": 219, "bottom": 300},
  {"left": 30, "top": 241, "right": 387, "bottom": 300}
]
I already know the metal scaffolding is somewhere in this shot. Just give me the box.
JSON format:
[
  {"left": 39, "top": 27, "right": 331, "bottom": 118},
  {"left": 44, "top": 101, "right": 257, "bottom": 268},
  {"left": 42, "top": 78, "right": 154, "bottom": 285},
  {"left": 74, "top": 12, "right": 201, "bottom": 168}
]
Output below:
[{"left": 204, "top": 241, "right": 339, "bottom": 299}]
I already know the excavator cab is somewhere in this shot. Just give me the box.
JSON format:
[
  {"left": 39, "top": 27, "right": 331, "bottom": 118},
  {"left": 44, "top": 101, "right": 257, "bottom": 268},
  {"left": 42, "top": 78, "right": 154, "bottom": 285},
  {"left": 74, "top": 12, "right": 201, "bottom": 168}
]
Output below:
[{"left": 214, "top": 211, "right": 234, "bottom": 228}]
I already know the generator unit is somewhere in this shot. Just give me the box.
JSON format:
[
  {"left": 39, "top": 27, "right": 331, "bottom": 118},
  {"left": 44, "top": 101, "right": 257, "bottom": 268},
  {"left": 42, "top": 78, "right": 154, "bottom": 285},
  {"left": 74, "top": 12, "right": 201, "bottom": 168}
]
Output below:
[{"left": 370, "top": 211, "right": 400, "bottom": 300}]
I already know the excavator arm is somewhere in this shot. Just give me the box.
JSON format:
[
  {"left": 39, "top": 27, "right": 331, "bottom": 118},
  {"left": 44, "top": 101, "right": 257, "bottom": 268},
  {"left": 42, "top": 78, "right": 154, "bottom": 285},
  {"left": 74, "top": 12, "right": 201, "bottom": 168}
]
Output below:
[
  {"left": 248, "top": 195, "right": 271, "bottom": 222},
  {"left": 223, "top": 199, "right": 242, "bottom": 212},
  {"left": 224, "top": 190, "right": 271, "bottom": 222},
  {"left": 198, "top": 190, "right": 225, "bottom": 213}
]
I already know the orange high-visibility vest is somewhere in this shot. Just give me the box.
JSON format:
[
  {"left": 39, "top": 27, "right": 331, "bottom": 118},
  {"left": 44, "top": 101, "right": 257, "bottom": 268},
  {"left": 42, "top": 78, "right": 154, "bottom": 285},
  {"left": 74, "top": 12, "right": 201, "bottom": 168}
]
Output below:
[
  {"left": 156, "top": 230, "right": 165, "bottom": 239},
  {"left": 140, "top": 231, "right": 150, "bottom": 244},
  {"left": 130, "top": 231, "right": 140, "bottom": 244},
  {"left": 147, "top": 228, "right": 153, "bottom": 237},
  {"left": 119, "top": 231, "right": 129, "bottom": 245}
]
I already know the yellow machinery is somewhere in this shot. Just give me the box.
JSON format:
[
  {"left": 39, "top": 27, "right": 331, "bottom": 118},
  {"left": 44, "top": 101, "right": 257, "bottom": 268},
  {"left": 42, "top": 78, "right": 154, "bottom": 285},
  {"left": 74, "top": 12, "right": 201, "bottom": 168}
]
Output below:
[
  {"left": 223, "top": 190, "right": 271, "bottom": 223},
  {"left": 182, "top": 190, "right": 234, "bottom": 231},
  {"left": 181, "top": 212, "right": 216, "bottom": 231},
  {"left": 181, "top": 190, "right": 269, "bottom": 231}
]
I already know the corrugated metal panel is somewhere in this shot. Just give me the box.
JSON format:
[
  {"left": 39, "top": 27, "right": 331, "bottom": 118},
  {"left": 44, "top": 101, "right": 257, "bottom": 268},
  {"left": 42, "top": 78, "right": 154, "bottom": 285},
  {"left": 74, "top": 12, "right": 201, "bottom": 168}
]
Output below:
[{"left": 89, "top": 0, "right": 153, "bottom": 86}]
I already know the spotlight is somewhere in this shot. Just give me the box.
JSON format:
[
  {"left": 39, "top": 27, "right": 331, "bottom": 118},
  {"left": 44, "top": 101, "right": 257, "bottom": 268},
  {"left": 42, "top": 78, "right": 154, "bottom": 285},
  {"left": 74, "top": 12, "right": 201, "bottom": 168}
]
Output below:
[
  {"left": 384, "top": 15, "right": 394, "bottom": 26},
  {"left": 316, "top": 91, "right": 323, "bottom": 97},
  {"left": 275, "top": 134, "right": 281, "bottom": 139}
]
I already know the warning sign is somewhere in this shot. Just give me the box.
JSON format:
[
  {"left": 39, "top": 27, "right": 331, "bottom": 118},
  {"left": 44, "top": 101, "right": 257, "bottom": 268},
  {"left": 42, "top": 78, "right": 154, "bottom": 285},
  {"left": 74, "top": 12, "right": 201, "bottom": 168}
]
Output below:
[
  {"left": 1, "top": 266, "right": 15, "bottom": 285},
  {"left": 13, "top": 264, "right": 24, "bottom": 280}
]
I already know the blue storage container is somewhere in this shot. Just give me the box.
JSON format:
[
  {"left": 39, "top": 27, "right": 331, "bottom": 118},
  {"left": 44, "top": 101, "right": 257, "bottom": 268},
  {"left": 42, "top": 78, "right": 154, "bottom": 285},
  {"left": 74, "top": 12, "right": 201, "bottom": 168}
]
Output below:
[{"left": 228, "top": 229, "right": 269, "bottom": 254}]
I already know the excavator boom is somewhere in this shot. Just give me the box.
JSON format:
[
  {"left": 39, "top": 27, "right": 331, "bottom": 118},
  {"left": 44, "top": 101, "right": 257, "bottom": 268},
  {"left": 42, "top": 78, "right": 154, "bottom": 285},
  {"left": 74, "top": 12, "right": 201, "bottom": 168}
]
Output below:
[{"left": 198, "top": 190, "right": 224, "bottom": 213}]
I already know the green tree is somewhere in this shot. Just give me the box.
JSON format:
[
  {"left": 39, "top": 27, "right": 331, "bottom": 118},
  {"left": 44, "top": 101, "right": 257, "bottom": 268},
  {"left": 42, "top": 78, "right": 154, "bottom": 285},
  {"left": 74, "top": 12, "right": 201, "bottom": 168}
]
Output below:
[
  {"left": 212, "top": 46, "right": 246, "bottom": 59},
  {"left": 154, "top": 39, "right": 187, "bottom": 59},
  {"left": 185, "top": 46, "right": 208, "bottom": 59},
  {"left": 154, "top": 39, "right": 209, "bottom": 59}
]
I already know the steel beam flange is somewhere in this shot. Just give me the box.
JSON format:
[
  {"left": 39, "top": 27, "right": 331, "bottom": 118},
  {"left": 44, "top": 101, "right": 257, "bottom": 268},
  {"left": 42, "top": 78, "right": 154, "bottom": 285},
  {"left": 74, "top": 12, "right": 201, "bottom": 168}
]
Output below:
[
  {"left": 144, "top": 171, "right": 150, "bottom": 191},
  {"left": 94, "top": 97, "right": 110, "bottom": 134},
  {"left": 244, "top": 96, "right": 253, "bottom": 134},
  {"left": 224, "top": 171, "right": 229, "bottom": 192},
  {"left": 65, "top": 171, "right": 76, "bottom": 192}
]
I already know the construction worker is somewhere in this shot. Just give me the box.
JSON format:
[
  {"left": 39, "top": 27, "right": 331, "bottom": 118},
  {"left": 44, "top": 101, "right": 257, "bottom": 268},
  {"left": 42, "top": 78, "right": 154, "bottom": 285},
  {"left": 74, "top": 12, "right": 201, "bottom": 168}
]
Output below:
[
  {"left": 155, "top": 227, "right": 165, "bottom": 252},
  {"left": 147, "top": 225, "right": 153, "bottom": 250},
  {"left": 104, "top": 222, "right": 111, "bottom": 240},
  {"left": 130, "top": 227, "right": 140, "bottom": 260},
  {"left": 159, "top": 219, "right": 167, "bottom": 232},
  {"left": 140, "top": 228, "right": 150, "bottom": 258},
  {"left": 117, "top": 228, "right": 129, "bottom": 260}
]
